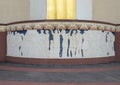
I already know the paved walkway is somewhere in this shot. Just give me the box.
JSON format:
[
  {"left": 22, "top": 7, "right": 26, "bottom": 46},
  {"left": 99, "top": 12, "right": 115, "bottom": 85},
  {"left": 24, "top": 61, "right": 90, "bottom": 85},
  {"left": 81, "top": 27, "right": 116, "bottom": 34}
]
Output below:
[{"left": 0, "top": 62, "right": 120, "bottom": 85}]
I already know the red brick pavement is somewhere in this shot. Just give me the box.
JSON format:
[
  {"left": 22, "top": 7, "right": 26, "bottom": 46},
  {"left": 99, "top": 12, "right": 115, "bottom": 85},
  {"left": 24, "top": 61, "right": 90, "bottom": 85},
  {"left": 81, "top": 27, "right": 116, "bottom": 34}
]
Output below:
[
  {"left": 0, "top": 65, "right": 120, "bottom": 85},
  {"left": 0, "top": 81, "right": 120, "bottom": 85},
  {"left": 0, "top": 65, "right": 120, "bottom": 73}
]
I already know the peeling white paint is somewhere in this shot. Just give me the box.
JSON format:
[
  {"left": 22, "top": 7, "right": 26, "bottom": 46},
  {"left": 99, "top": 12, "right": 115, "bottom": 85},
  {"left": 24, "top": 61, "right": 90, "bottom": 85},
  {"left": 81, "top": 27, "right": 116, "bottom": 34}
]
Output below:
[{"left": 7, "top": 29, "right": 115, "bottom": 59}]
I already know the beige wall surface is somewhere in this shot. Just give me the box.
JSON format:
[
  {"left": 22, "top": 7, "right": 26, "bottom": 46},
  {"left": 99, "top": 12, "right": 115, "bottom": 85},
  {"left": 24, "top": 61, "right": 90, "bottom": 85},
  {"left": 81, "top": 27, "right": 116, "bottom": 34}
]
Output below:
[
  {"left": 0, "top": 0, "right": 30, "bottom": 23},
  {"left": 116, "top": 0, "right": 120, "bottom": 24},
  {"left": 93, "top": 0, "right": 120, "bottom": 24},
  {"left": 0, "top": 0, "right": 119, "bottom": 24}
]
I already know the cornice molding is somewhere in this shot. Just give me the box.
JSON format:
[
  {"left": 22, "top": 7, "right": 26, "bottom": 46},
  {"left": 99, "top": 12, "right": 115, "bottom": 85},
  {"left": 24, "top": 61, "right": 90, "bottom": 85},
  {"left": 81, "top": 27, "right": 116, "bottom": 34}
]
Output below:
[{"left": 0, "top": 20, "right": 119, "bottom": 32}]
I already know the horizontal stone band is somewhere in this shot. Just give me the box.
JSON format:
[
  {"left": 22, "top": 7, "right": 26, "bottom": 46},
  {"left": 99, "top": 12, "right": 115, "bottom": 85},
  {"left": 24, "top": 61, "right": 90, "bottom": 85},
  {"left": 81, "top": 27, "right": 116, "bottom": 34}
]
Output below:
[{"left": 0, "top": 20, "right": 120, "bottom": 32}]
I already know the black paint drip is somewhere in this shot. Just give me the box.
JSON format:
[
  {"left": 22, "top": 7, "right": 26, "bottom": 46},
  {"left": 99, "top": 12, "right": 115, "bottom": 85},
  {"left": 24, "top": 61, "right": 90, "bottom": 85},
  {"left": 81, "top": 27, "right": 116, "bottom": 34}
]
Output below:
[
  {"left": 81, "top": 49, "right": 84, "bottom": 57},
  {"left": 106, "top": 32, "right": 109, "bottom": 42},
  {"left": 48, "top": 30, "right": 53, "bottom": 50},
  {"left": 19, "top": 46, "right": 21, "bottom": 51},
  {"left": 67, "top": 39, "right": 70, "bottom": 57},
  {"left": 37, "top": 30, "right": 41, "bottom": 34},
  {"left": 80, "top": 30, "right": 85, "bottom": 35},
  {"left": 59, "top": 35, "right": 63, "bottom": 57},
  {"left": 17, "top": 30, "right": 27, "bottom": 36}
]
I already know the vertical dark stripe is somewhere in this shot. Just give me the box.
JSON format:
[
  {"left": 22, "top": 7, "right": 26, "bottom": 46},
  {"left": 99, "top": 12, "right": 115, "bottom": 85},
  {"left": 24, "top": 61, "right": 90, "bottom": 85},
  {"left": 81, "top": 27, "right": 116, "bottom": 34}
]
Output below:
[
  {"left": 21, "top": 52, "right": 23, "bottom": 56},
  {"left": 67, "top": 39, "right": 70, "bottom": 57},
  {"left": 81, "top": 49, "right": 84, "bottom": 57},
  {"left": 70, "top": 50, "right": 72, "bottom": 57},
  {"left": 19, "top": 46, "right": 21, "bottom": 51},
  {"left": 37, "top": 30, "right": 41, "bottom": 34},
  {"left": 59, "top": 35, "right": 63, "bottom": 57},
  {"left": 49, "top": 30, "right": 53, "bottom": 50}
]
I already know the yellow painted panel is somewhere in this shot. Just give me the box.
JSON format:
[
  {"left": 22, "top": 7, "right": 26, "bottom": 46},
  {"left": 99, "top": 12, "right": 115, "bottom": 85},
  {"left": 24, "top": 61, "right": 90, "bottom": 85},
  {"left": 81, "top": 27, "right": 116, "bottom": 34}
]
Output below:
[
  {"left": 66, "top": 0, "right": 76, "bottom": 19},
  {"left": 47, "top": 0, "right": 56, "bottom": 19},
  {"left": 56, "top": 0, "right": 67, "bottom": 19}
]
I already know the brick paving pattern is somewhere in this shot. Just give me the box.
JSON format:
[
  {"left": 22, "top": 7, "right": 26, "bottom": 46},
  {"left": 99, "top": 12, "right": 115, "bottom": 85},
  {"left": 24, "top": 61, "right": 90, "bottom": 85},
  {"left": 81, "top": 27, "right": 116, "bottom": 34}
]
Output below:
[{"left": 0, "top": 62, "right": 120, "bottom": 85}]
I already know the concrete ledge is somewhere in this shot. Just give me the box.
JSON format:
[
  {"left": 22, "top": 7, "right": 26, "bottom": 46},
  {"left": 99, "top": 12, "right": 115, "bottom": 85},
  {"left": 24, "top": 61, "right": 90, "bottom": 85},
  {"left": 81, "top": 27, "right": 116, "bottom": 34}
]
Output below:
[
  {"left": 0, "top": 20, "right": 120, "bottom": 32},
  {"left": 7, "top": 56, "right": 115, "bottom": 64}
]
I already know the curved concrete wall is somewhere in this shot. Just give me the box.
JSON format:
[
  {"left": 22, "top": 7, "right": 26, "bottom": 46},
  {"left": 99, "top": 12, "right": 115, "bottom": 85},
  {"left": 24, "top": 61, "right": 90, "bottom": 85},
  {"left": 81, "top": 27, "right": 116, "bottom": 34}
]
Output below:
[
  {"left": 7, "top": 29, "right": 115, "bottom": 59},
  {"left": 5, "top": 20, "right": 116, "bottom": 59},
  {"left": 0, "top": 20, "right": 120, "bottom": 64}
]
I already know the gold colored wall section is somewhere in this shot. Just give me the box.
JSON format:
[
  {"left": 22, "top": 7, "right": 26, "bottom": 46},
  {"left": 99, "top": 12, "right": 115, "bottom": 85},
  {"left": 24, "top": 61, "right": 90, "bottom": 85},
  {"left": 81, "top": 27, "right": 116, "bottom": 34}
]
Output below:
[
  {"left": 56, "top": 0, "right": 67, "bottom": 19},
  {"left": 66, "top": 0, "right": 76, "bottom": 19},
  {"left": 47, "top": 0, "right": 76, "bottom": 19},
  {"left": 47, "top": 0, "right": 56, "bottom": 19},
  {"left": 0, "top": 0, "right": 29, "bottom": 23}
]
